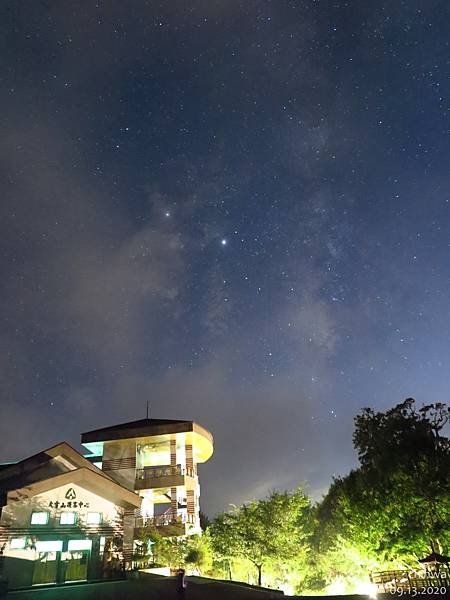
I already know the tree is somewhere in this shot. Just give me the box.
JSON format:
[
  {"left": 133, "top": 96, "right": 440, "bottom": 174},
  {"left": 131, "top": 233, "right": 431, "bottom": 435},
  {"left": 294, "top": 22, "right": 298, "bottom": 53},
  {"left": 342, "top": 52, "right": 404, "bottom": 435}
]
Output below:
[
  {"left": 210, "top": 489, "right": 311, "bottom": 586},
  {"left": 135, "top": 526, "right": 213, "bottom": 574},
  {"left": 312, "top": 398, "right": 450, "bottom": 591},
  {"left": 184, "top": 531, "right": 213, "bottom": 575},
  {"left": 199, "top": 511, "right": 211, "bottom": 531},
  {"left": 135, "top": 525, "right": 186, "bottom": 569},
  {"left": 352, "top": 399, "right": 450, "bottom": 556}
]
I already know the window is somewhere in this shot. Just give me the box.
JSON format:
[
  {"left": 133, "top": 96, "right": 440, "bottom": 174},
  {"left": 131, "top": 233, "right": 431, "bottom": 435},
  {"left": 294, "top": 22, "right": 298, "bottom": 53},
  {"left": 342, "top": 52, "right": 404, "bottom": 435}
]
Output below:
[
  {"left": 86, "top": 512, "right": 102, "bottom": 525},
  {"left": 31, "top": 512, "right": 49, "bottom": 525},
  {"left": 99, "top": 536, "right": 106, "bottom": 553},
  {"left": 59, "top": 512, "right": 76, "bottom": 525},
  {"left": 68, "top": 539, "right": 92, "bottom": 551},
  {"left": 138, "top": 441, "right": 170, "bottom": 467},
  {"left": 35, "top": 540, "right": 63, "bottom": 552},
  {"left": 10, "top": 538, "right": 26, "bottom": 550}
]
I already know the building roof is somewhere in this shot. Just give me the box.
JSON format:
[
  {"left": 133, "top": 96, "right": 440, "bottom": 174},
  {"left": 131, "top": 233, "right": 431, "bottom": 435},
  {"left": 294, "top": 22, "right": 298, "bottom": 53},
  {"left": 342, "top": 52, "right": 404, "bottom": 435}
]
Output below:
[
  {"left": 7, "top": 467, "right": 141, "bottom": 510},
  {"left": 84, "top": 418, "right": 188, "bottom": 434},
  {"left": 0, "top": 442, "right": 112, "bottom": 486},
  {"left": 0, "top": 442, "right": 140, "bottom": 509},
  {"left": 81, "top": 418, "right": 213, "bottom": 445}
]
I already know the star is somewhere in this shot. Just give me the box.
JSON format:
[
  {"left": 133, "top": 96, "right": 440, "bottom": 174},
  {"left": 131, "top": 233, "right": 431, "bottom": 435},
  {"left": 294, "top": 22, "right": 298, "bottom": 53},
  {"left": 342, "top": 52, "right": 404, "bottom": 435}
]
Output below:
[{"left": 1, "top": 0, "right": 448, "bottom": 533}]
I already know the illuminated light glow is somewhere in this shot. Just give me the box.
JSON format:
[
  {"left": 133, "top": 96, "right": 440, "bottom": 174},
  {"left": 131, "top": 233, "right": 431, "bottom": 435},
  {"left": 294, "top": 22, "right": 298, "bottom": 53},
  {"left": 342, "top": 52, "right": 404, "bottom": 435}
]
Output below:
[
  {"left": 354, "top": 579, "right": 378, "bottom": 599},
  {"left": 60, "top": 512, "right": 76, "bottom": 525},
  {"left": 221, "top": 238, "right": 227, "bottom": 245},
  {"left": 30, "top": 512, "right": 49, "bottom": 525},
  {"left": 83, "top": 442, "right": 104, "bottom": 456},
  {"left": 86, "top": 512, "right": 102, "bottom": 525},
  {"left": 327, "top": 577, "right": 346, "bottom": 595},
  {"left": 68, "top": 539, "right": 92, "bottom": 551},
  {"left": 10, "top": 538, "right": 26, "bottom": 549},
  {"left": 36, "top": 540, "right": 63, "bottom": 552},
  {"left": 278, "top": 582, "right": 295, "bottom": 595}
]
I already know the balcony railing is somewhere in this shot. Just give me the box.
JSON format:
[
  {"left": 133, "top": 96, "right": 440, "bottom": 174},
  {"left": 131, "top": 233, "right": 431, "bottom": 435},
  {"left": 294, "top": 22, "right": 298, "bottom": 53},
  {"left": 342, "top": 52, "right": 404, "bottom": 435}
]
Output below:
[
  {"left": 135, "top": 464, "right": 196, "bottom": 480},
  {"left": 134, "top": 511, "right": 196, "bottom": 528}
]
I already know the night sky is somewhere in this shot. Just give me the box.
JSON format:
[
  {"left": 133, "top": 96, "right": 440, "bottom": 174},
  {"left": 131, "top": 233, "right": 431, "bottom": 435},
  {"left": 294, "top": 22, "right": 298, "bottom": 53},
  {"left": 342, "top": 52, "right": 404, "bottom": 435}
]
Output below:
[{"left": 1, "top": 1, "right": 449, "bottom": 516}]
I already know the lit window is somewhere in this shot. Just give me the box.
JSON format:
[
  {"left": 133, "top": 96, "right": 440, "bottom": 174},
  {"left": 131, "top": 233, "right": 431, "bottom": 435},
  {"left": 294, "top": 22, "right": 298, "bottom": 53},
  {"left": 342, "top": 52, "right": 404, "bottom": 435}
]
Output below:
[
  {"left": 31, "top": 512, "right": 49, "bottom": 525},
  {"left": 60, "top": 512, "right": 76, "bottom": 525},
  {"left": 68, "top": 539, "right": 92, "bottom": 551},
  {"left": 86, "top": 512, "right": 102, "bottom": 525},
  {"left": 35, "top": 540, "right": 63, "bottom": 552},
  {"left": 10, "top": 538, "right": 26, "bottom": 549},
  {"left": 99, "top": 536, "right": 106, "bottom": 552}
]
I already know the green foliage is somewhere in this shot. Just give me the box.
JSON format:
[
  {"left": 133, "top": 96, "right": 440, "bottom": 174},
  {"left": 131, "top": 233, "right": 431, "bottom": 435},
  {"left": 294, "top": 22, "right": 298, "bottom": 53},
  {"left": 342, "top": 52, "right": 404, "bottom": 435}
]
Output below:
[
  {"left": 133, "top": 398, "right": 449, "bottom": 595},
  {"left": 306, "top": 399, "right": 450, "bottom": 593},
  {"left": 210, "top": 488, "right": 311, "bottom": 586},
  {"left": 135, "top": 525, "right": 213, "bottom": 573},
  {"left": 184, "top": 531, "right": 213, "bottom": 574},
  {"left": 133, "top": 524, "right": 161, "bottom": 567},
  {"left": 154, "top": 536, "right": 186, "bottom": 569},
  {"left": 199, "top": 511, "right": 211, "bottom": 531},
  {"left": 351, "top": 399, "right": 450, "bottom": 557},
  {"left": 134, "top": 524, "right": 183, "bottom": 568}
]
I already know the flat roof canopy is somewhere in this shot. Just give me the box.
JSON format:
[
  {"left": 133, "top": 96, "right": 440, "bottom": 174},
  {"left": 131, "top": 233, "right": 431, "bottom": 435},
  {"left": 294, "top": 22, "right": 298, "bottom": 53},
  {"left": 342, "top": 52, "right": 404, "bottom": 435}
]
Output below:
[{"left": 81, "top": 418, "right": 213, "bottom": 463}]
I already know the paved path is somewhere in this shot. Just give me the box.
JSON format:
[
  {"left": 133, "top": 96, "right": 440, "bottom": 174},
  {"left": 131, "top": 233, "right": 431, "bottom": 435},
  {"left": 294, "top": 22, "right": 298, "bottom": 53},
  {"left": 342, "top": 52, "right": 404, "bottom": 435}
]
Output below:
[
  {"left": 7, "top": 576, "right": 284, "bottom": 600},
  {"left": 6, "top": 577, "right": 407, "bottom": 600}
]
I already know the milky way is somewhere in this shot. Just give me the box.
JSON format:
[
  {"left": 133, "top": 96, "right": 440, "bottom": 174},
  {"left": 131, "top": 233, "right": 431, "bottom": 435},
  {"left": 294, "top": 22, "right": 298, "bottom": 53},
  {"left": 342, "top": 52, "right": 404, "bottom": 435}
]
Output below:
[{"left": 1, "top": 1, "right": 449, "bottom": 515}]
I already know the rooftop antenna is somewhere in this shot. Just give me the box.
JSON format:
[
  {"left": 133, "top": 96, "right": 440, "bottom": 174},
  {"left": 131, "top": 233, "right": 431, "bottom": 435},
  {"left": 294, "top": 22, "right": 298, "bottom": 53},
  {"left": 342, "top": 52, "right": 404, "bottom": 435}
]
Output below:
[{"left": 146, "top": 400, "right": 149, "bottom": 419}]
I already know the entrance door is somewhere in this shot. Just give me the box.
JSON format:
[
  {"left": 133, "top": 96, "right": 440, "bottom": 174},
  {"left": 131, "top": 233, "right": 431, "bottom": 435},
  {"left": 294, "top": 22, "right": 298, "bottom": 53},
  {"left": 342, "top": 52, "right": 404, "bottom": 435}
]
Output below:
[
  {"left": 32, "top": 551, "right": 58, "bottom": 585},
  {"left": 64, "top": 550, "right": 89, "bottom": 582}
]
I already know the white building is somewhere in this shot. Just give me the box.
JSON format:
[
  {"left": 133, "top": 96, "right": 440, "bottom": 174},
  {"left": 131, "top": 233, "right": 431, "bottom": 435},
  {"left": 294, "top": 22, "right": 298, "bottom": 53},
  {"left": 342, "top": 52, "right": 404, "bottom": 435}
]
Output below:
[{"left": 0, "top": 418, "right": 213, "bottom": 589}]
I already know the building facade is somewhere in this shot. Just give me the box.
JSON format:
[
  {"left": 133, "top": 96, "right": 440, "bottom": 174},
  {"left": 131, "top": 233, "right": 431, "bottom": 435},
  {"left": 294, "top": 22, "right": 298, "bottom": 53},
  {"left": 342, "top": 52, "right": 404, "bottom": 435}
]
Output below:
[{"left": 0, "top": 418, "right": 213, "bottom": 590}]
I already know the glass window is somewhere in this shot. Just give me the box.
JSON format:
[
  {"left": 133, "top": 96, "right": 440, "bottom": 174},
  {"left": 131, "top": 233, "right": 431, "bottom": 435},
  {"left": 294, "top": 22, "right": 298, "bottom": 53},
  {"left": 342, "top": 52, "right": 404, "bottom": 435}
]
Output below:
[
  {"left": 67, "top": 539, "right": 92, "bottom": 551},
  {"left": 10, "top": 537, "right": 26, "bottom": 549},
  {"left": 86, "top": 512, "right": 102, "bottom": 525},
  {"left": 60, "top": 512, "right": 76, "bottom": 525},
  {"left": 35, "top": 540, "right": 63, "bottom": 552},
  {"left": 138, "top": 441, "right": 170, "bottom": 467},
  {"left": 31, "top": 512, "right": 49, "bottom": 525}
]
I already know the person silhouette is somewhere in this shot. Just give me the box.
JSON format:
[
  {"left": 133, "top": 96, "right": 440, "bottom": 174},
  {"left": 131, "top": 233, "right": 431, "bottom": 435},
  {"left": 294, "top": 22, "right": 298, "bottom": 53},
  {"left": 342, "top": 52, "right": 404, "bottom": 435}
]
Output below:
[{"left": 176, "top": 568, "right": 187, "bottom": 596}]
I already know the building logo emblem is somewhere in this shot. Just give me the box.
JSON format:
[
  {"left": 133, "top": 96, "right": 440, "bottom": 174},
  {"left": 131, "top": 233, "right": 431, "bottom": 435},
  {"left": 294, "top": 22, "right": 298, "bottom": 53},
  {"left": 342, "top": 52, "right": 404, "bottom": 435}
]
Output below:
[{"left": 65, "top": 488, "right": 77, "bottom": 500}]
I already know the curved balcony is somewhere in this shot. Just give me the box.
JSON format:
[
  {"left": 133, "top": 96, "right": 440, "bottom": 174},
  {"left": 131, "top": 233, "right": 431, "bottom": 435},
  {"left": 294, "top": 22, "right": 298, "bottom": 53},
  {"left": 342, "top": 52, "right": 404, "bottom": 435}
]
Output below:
[
  {"left": 134, "top": 510, "right": 197, "bottom": 536},
  {"left": 134, "top": 464, "right": 196, "bottom": 490},
  {"left": 136, "top": 465, "right": 195, "bottom": 479},
  {"left": 134, "top": 511, "right": 195, "bottom": 528}
]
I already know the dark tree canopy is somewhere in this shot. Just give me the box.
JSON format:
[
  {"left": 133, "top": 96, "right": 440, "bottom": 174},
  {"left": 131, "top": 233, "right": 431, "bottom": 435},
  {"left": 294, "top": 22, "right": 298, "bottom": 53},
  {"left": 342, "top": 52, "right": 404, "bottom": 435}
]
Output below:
[
  {"left": 315, "top": 399, "right": 450, "bottom": 570},
  {"left": 353, "top": 399, "right": 449, "bottom": 479}
]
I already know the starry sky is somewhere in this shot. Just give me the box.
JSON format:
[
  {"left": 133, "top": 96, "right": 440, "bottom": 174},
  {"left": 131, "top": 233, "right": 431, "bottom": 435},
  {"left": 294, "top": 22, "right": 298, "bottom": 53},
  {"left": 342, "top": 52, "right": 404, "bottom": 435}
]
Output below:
[{"left": 1, "top": 1, "right": 449, "bottom": 516}]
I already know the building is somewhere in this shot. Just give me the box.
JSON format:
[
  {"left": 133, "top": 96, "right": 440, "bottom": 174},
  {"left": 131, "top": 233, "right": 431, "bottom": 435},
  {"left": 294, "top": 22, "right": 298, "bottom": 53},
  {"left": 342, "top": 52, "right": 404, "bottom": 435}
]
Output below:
[
  {"left": 0, "top": 442, "right": 140, "bottom": 588},
  {"left": 81, "top": 418, "right": 214, "bottom": 559},
  {"left": 0, "top": 418, "right": 213, "bottom": 590}
]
